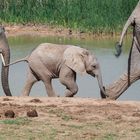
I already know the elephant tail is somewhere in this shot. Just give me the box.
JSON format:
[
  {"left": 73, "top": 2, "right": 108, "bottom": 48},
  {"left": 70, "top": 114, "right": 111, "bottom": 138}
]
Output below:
[{"left": 6, "top": 56, "right": 29, "bottom": 67}]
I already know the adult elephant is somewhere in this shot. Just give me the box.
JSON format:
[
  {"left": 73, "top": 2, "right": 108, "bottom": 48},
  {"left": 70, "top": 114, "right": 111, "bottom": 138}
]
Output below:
[
  {"left": 7, "top": 43, "right": 107, "bottom": 98},
  {"left": 0, "top": 26, "right": 12, "bottom": 96},
  {"left": 106, "top": 1, "right": 140, "bottom": 100}
]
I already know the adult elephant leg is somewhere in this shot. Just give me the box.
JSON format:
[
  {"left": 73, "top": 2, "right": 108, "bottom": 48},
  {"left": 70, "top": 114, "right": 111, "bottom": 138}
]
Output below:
[
  {"left": 22, "top": 68, "right": 38, "bottom": 96},
  {"left": 59, "top": 66, "right": 78, "bottom": 97}
]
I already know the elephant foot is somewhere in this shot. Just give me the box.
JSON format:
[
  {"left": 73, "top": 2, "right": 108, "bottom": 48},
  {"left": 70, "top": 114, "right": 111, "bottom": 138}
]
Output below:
[
  {"left": 106, "top": 96, "right": 117, "bottom": 100},
  {"left": 53, "top": 92, "right": 60, "bottom": 97},
  {"left": 56, "top": 94, "right": 60, "bottom": 97},
  {"left": 21, "top": 94, "right": 29, "bottom": 97},
  {"left": 65, "top": 91, "right": 75, "bottom": 97},
  {"left": 65, "top": 94, "right": 74, "bottom": 97},
  {"left": 64, "top": 88, "right": 77, "bottom": 97},
  {"left": 47, "top": 92, "right": 60, "bottom": 97}
]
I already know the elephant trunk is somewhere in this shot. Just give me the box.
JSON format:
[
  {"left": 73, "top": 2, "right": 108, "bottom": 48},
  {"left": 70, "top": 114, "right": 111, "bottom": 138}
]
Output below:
[
  {"left": 0, "top": 29, "right": 12, "bottom": 96},
  {"left": 106, "top": 71, "right": 139, "bottom": 100},
  {"left": 96, "top": 74, "right": 107, "bottom": 99},
  {"left": 95, "top": 66, "right": 108, "bottom": 98}
]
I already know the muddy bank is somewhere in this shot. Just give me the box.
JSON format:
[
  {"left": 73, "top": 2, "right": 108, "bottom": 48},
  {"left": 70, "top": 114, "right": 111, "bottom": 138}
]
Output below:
[{"left": 5, "top": 24, "right": 119, "bottom": 39}]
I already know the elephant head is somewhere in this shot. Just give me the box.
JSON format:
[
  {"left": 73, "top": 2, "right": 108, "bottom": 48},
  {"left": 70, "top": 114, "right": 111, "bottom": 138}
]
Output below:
[
  {"left": 64, "top": 46, "right": 107, "bottom": 98},
  {"left": 115, "top": 0, "right": 140, "bottom": 57},
  {"left": 0, "top": 26, "right": 12, "bottom": 96}
]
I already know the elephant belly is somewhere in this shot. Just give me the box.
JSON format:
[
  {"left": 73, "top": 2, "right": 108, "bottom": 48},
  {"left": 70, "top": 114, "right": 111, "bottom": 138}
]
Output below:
[
  {"left": 30, "top": 61, "right": 60, "bottom": 79},
  {"left": 28, "top": 43, "right": 69, "bottom": 78},
  {"left": 29, "top": 54, "right": 62, "bottom": 78}
]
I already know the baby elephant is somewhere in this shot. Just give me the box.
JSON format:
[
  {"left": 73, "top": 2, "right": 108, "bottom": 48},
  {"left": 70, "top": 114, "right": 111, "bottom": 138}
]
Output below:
[{"left": 8, "top": 43, "right": 107, "bottom": 97}]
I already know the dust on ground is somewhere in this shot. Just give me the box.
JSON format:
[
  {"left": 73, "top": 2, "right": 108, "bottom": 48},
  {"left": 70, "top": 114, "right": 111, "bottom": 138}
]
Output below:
[{"left": 0, "top": 96, "right": 140, "bottom": 140}]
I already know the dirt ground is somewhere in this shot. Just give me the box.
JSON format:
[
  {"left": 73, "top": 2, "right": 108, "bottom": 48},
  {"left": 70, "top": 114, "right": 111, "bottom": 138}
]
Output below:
[{"left": 0, "top": 96, "right": 140, "bottom": 140}]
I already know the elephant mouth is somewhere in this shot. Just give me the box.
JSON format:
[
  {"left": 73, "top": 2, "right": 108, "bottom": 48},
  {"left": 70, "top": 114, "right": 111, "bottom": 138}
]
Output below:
[{"left": 87, "top": 71, "right": 95, "bottom": 77}]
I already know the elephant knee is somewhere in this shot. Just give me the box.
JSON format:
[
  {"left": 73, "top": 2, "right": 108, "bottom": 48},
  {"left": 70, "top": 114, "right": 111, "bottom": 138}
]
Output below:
[{"left": 59, "top": 77, "right": 78, "bottom": 97}]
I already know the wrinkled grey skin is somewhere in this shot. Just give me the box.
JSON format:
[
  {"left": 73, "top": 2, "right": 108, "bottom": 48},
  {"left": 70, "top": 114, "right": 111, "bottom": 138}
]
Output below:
[
  {"left": 0, "top": 26, "right": 12, "bottom": 96},
  {"left": 8, "top": 43, "right": 107, "bottom": 97},
  {"left": 106, "top": 1, "right": 140, "bottom": 100}
]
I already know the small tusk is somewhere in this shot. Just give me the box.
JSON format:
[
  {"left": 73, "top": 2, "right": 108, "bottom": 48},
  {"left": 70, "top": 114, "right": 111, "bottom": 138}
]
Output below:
[{"left": 0, "top": 53, "right": 6, "bottom": 66}]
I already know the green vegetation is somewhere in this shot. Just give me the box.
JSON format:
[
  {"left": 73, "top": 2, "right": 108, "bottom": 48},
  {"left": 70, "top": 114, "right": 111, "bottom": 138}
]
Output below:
[
  {"left": 0, "top": 0, "right": 139, "bottom": 33},
  {"left": 0, "top": 117, "right": 30, "bottom": 125},
  {"left": 103, "top": 133, "right": 118, "bottom": 140},
  {"left": 48, "top": 108, "right": 72, "bottom": 121}
]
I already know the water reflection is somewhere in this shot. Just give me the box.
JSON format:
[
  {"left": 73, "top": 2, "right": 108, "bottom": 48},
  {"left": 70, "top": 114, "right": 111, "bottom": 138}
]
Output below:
[{"left": 0, "top": 35, "right": 139, "bottom": 100}]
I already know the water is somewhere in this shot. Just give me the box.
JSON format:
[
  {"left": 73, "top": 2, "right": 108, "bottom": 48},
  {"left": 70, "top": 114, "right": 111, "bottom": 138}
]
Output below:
[{"left": 1, "top": 35, "right": 140, "bottom": 100}]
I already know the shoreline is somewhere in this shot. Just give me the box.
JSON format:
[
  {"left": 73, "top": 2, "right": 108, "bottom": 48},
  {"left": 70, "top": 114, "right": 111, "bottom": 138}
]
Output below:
[
  {"left": 1, "top": 96, "right": 140, "bottom": 106},
  {"left": 4, "top": 24, "right": 122, "bottom": 39}
]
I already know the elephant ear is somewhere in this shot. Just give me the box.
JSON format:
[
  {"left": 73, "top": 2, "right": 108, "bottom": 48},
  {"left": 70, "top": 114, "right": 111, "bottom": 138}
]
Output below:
[{"left": 64, "top": 46, "right": 87, "bottom": 75}]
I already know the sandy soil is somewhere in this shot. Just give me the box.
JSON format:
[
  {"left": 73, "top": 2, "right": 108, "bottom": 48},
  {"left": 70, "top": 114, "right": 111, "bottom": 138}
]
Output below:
[{"left": 0, "top": 96, "right": 140, "bottom": 139}]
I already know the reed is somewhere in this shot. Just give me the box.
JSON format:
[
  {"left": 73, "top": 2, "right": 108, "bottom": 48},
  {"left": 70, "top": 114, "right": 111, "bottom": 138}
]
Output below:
[{"left": 0, "top": 0, "right": 138, "bottom": 33}]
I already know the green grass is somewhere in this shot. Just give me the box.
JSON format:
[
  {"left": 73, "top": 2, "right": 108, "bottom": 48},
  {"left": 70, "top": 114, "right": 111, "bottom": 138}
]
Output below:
[
  {"left": 0, "top": 0, "right": 139, "bottom": 33},
  {"left": 48, "top": 108, "right": 72, "bottom": 121},
  {"left": 0, "top": 117, "right": 30, "bottom": 125},
  {"left": 103, "top": 133, "right": 118, "bottom": 140}
]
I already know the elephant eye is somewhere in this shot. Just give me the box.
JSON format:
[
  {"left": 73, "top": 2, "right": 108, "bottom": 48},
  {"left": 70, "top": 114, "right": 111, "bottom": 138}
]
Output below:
[{"left": 92, "top": 65, "right": 96, "bottom": 69}]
